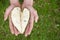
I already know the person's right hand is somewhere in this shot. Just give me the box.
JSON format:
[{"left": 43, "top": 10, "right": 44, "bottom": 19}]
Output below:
[
  {"left": 4, "top": 0, "right": 20, "bottom": 36},
  {"left": 22, "top": 0, "right": 39, "bottom": 37}
]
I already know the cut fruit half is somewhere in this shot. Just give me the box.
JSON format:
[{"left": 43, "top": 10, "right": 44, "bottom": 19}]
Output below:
[{"left": 11, "top": 7, "right": 30, "bottom": 34}]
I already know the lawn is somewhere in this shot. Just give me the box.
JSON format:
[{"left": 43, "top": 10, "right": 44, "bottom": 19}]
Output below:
[{"left": 0, "top": 0, "right": 60, "bottom": 40}]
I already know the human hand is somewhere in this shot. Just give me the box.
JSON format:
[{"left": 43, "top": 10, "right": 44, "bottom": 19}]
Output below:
[
  {"left": 22, "top": 0, "right": 39, "bottom": 37},
  {"left": 4, "top": 0, "right": 20, "bottom": 36}
]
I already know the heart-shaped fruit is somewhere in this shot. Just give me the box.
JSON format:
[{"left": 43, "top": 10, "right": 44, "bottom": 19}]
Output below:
[{"left": 11, "top": 7, "right": 30, "bottom": 34}]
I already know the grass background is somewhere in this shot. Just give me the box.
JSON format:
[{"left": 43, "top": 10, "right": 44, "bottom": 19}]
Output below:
[{"left": 0, "top": 0, "right": 60, "bottom": 40}]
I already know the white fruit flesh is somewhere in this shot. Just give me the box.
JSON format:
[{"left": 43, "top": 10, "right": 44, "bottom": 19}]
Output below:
[
  {"left": 21, "top": 8, "right": 30, "bottom": 33},
  {"left": 11, "top": 7, "right": 30, "bottom": 34}
]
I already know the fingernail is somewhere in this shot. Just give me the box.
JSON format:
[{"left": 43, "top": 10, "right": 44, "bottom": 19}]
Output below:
[
  {"left": 28, "top": 33, "right": 30, "bottom": 35},
  {"left": 4, "top": 17, "right": 7, "bottom": 21},
  {"left": 35, "top": 17, "right": 38, "bottom": 23},
  {"left": 18, "top": 32, "right": 20, "bottom": 35},
  {"left": 15, "top": 34, "right": 18, "bottom": 36},
  {"left": 11, "top": 32, "right": 14, "bottom": 34},
  {"left": 4, "top": 18, "right": 6, "bottom": 21},
  {"left": 35, "top": 20, "right": 37, "bottom": 23},
  {"left": 25, "top": 34, "right": 28, "bottom": 37}
]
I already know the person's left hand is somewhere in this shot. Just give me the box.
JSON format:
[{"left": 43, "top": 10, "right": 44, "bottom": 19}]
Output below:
[
  {"left": 22, "top": 0, "right": 39, "bottom": 37},
  {"left": 4, "top": 0, "right": 21, "bottom": 36}
]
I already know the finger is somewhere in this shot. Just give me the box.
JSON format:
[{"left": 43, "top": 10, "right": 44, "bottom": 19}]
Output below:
[
  {"left": 25, "top": 14, "right": 34, "bottom": 36},
  {"left": 33, "top": 9, "right": 39, "bottom": 23},
  {"left": 29, "top": 7, "right": 38, "bottom": 23},
  {"left": 22, "top": 4, "right": 25, "bottom": 10},
  {"left": 9, "top": 13, "right": 20, "bottom": 36},
  {"left": 27, "top": 15, "right": 34, "bottom": 35},
  {"left": 4, "top": 5, "right": 15, "bottom": 21},
  {"left": 13, "top": 26, "right": 20, "bottom": 36},
  {"left": 9, "top": 15, "right": 14, "bottom": 34},
  {"left": 24, "top": 6, "right": 38, "bottom": 22},
  {"left": 24, "top": 23, "right": 30, "bottom": 37}
]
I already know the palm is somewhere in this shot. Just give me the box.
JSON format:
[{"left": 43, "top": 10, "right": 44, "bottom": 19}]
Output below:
[
  {"left": 4, "top": 1, "right": 20, "bottom": 36},
  {"left": 4, "top": 0, "right": 38, "bottom": 37},
  {"left": 22, "top": 5, "right": 38, "bottom": 37}
]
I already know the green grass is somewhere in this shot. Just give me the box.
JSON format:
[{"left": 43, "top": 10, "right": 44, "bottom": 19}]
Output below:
[{"left": 0, "top": 0, "right": 60, "bottom": 40}]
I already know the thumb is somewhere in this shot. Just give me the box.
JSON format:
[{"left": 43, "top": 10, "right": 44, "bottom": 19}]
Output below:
[
  {"left": 35, "top": 15, "right": 38, "bottom": 23},
  {"left": 34, "top": 11, "right": 39, "bottom": 23},
  {"left": 32, "top": 8, "right": 38, "bottom": 23},
  {"left": 22, "top": 4, "right": 25, "bottom": 10},
  {"left": 4, "top": 5, "right": 14, "bottom": 21}
]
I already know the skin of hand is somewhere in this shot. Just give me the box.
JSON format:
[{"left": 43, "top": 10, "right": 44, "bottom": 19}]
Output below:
[
  {"left": 22, "top": 0, "right": 39, "bottom": 37},
  {"left": 4, "top": 0, "right": 38, "bottom": 37},
  {"left": 4, "top": 0, "right": 20, "bottom": 36}
]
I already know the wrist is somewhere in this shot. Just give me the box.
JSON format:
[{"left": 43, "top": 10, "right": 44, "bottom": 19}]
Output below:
[
  {"left": 10, "top": 0, "right": 20, "bottom": 7},
  {"left": 10, "top": 0, "right": 19, "bottom": 5},
  {"left": 23, "top": 0, "right": 33, "bottom": 6}
]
